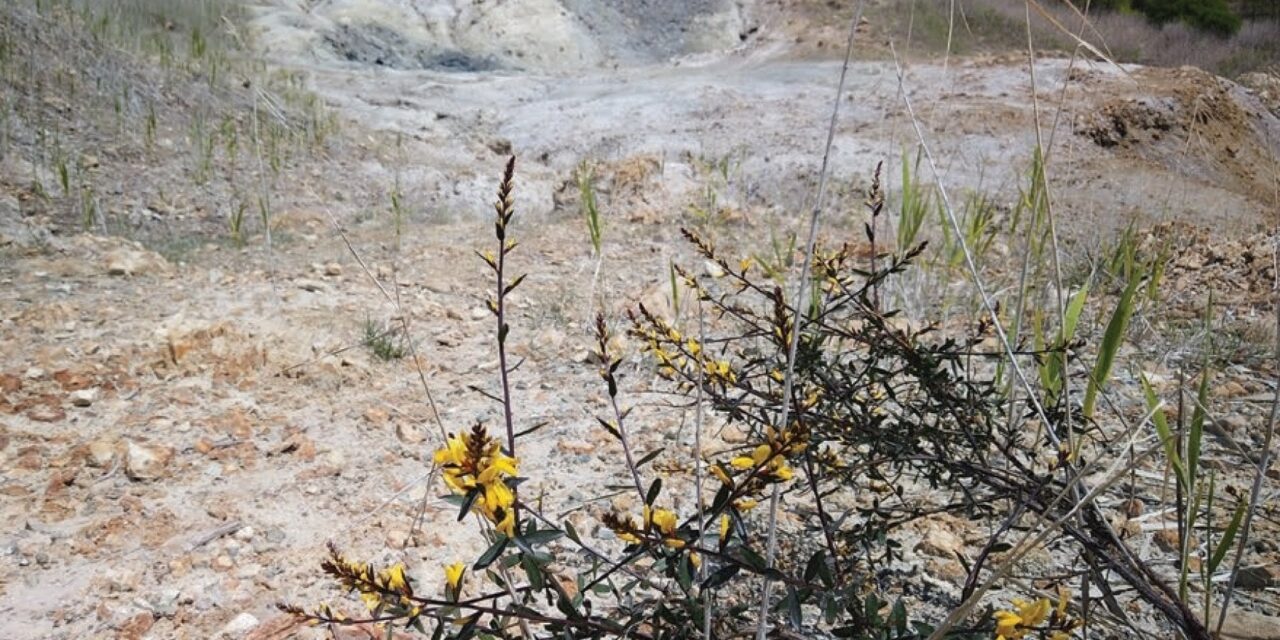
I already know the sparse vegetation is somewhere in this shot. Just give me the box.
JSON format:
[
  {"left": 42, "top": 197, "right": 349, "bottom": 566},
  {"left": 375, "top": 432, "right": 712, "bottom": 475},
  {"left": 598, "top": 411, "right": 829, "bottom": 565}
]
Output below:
[
  {"left": 2, "top": 1, "right": 1275, "bottom": 639},
  {"left": 363, "top": 317, "right": 409, "bottom": 361}
]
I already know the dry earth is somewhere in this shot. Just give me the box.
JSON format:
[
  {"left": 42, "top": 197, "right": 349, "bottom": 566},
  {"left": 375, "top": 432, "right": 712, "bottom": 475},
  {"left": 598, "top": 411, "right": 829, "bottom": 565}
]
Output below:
[{"left": 1, "top": 1, "right": 1278, "bottom": 639}]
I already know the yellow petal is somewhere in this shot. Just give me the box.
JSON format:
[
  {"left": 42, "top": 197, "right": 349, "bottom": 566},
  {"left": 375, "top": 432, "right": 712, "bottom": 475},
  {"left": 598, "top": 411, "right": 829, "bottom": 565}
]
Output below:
[{"left": 444, "top": 562, "right": 465, "bottom": 591}]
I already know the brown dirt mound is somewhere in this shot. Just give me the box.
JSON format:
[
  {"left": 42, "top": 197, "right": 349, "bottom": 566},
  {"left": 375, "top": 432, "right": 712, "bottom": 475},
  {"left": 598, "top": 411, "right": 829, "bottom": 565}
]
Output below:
[{"left": 1080, "top": 67, "right": 1280, "bottom": 205}]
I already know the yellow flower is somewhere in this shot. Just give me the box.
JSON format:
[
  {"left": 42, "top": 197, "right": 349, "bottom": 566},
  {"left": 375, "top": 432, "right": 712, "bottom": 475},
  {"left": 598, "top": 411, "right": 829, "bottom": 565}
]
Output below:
[
  {"left": 731, "top": 444, "right": 772, "bottom": 470},
  {"left": 1016, "top": 598, "right": 1050, "bottom": 628},
  {"left": 719, "top": 514, "right": 731, "bottom": 542},
  {"left": 649, "top": 508, "right": 678, "bottom": 535},
  {"left": 685, "top": 338, "right": 702, "bottom": 357},
  {"left": 444, "top": 562, "right": 465, "bottom": 595},
  {"left": 993, "top": 610, "right": 1022, "bottom": 640},
  {"left": 772, "top": 460, "right": 794, "bottom": 482},
  {"left": 993, "top": 598, "right": 1052, "bottom": 640},
  {"left": 710, "top": 463, "right": 733, "bottom": 485},
  {"left": 434, "top": 426, "right": 521, "bottom": 535},
  {"left": 383, "top": 564, "right": 409, "bottom": 592},
  {"left": 735, "top": 498, "right": 758, "bottom": 511},
  {"left": 492, "top": 506, "right": 516, "bottom": 537}
]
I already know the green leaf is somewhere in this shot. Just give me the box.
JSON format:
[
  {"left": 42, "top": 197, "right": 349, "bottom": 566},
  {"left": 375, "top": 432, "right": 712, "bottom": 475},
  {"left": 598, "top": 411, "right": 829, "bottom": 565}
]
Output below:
[
  {"left": 890, "top": 599, "right": 907, "bottom": 634},
  {"left": 804, "top": 550, "right": 826, "bottom": 583},
  {"left": 518, "top": 529, "right": 565, "bottom": 548},
  {"left": 675, "top": 553, "right": 693, "bottom": 591},
  {"left": 1141, "top": 372, "right": 1184, "bottom": 484},
  {"left": 473, "top": 535, "right": 509, "bottom": 570},
  {"left": 783, "top": 586, "right": 802, "bottom": 629},
  {"left": 645, "top": 478, "right": 662, "bottom": 506},
  {"left": 702, "top": 564, "right": 739, "bottom": 590},
  {"left": 635, "top": 448, "right": 665, "bottom": 469},
  {"left": 1084, "top": 268, "right": 1141, "bottom": 418},
  {"left": 595, "top": 417, "right": 621, "bottom": 441},
  {"left": 739, "top": 546, "right": 767, "bottom": 572},
  {"left": 1189, "top": 369, "right": 1211, "bottom": 486},
  {"left": 458, "top": 488, "right": 481, "bottom": 522},
  {"left": 1209, "top": 501, "right": 1246, "bottom": 574},
  {"left": 521, "top": 553, "right": 545, "bottom": 591}
]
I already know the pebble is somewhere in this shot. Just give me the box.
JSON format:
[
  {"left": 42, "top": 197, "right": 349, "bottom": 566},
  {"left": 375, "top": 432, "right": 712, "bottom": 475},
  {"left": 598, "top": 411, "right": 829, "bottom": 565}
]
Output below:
[
  {"left": 70, "top": 388, "right": 97, "bottom": 407},
  {"left": 296, "top": 279, "right": 327, "bottom": 292},
  {"left": 396, "top": 421, "right": 425, "bottom": 445},
  {"left": 86, "top": 440, "right": 116, "bottom": 468},
  {"left": 124, "top": 441, "right": 173, "bottom": 481},
  {"left": 218, "top": 612, "right": 259, "bottom": 637}
]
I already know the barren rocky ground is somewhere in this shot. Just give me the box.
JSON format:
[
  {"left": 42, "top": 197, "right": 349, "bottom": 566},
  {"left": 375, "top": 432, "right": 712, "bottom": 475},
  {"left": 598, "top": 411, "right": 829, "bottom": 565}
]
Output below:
[{"left": 1, "top": 1, "right": 1278, "bottom": 639}]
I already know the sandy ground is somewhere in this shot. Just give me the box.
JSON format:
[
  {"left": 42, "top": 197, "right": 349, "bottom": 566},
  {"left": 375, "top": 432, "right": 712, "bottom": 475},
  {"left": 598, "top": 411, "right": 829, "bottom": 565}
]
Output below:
[{"left": 1, "top": 1, "right": 1279, "bottom": 639}]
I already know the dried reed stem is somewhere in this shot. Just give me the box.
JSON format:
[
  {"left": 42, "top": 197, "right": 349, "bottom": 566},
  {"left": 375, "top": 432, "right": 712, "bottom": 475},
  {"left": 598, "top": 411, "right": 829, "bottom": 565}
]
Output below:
[{"left": 754, "top": 3, "right": 864, "bottom": 638}]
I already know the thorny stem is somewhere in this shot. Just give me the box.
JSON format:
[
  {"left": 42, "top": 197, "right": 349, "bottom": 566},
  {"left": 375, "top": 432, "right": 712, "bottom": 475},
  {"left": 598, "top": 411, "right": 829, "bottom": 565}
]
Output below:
[
  {"left": 755, "top": 7, "right": 864, "bottom": 637},
  {"left": 495, "top": 156, "right": 517, "bottom": 455},
  {"left": 598, "top": 314, "right": 648, "bottom": 503},
  {"left": 492, "top": 156, "right": 520, "bottom": 529},
  {"left": 884, "top": 39, "right": 1204, "bottom": 639},
  {"left": 695, "top": 302, "right": 712, "bottom": 640}
]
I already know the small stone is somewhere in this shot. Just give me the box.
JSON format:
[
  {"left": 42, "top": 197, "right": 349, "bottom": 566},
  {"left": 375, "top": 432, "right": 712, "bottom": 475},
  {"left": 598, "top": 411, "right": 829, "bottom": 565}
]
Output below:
[
  {"left": 124, "top": 441, "right": 173, "bottom": 481},
  {"left": 1237, "top": 564, "right": 1280, "bottom": 589},
  {"left": 70, "top": 388, "right": 97, "bottom": 407},
  {"left": 925, "top": 557, "right": 966, "bottom": 581},
  {"left": 557, "top": 440, "right": 595, "bottom": 455},
  {"left": 1153, "top": 528, "right": 1192, "bottom": 554},
  {"left": 296, "top": 279, "right": 327, "bottom": 293},
  {"left": 364, "top": 407, "right": 389, "bottom": 426},
  {"left": 1213, "top": 380, "right": 1247, "bottom": 398},
  {"left": 720, "top": 422, "right": 750, "bottom": 444},
  {"left": 106, "top": 248, "right": 169, "bottom": 277},
  {"left": 386, "top": 528, "right": 412, "bottom": 549},
  {"left": 219, "top": 612, "right": 260, "bottom": 637},
  {"left": 85, "top": 440, "right": 116, "bottom": 468},
  {"left": 233, "top": 526, "right": 255, "bottom": 542},
  {"left": 470, "top": 307, "right": 489, "bottom": 321},
  {"left": 145, "top": 588, "right": 182, "bottom": 617},
  {"left": 235, "top": 563, "right": 262, "bottom": 579},
  {"left": 212, "top": 554, "right": 235, "bottom": 571},
  {"left": 27, "top": 404, "right": 65, "bottom": 423},
  {"left": 323, "top": 450, "right": 345, "bottom": 468},
  {"left": 323, "top": 262, "right": 342, "bottom": 277},
  {"left": 915, "top": 526, "right": 963, "bottom": 558},
  {"left": 116, "top": 612, "right": 155, "bottom": 640},
  {"left": 396, "top": 421, "right": 425, "bottom": 445}
]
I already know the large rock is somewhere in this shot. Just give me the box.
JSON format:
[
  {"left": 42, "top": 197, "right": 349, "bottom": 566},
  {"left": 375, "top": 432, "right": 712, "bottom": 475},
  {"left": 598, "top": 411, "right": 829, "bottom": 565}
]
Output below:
[{"left": 106, "top": 247, "right": 171, "bottom": 277}]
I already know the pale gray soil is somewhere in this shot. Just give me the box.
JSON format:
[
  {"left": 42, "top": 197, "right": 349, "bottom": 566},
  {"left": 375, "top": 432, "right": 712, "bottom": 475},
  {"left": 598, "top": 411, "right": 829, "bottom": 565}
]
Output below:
[{"left": 1, "top": 1, "right": 1278, "bottom": 639}]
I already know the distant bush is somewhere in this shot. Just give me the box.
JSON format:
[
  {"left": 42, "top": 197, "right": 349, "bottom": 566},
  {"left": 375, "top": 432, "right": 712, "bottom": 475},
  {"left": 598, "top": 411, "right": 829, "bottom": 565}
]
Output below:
[{"left": 1135, "top": 0, "right": 1243, "bottom": 36}]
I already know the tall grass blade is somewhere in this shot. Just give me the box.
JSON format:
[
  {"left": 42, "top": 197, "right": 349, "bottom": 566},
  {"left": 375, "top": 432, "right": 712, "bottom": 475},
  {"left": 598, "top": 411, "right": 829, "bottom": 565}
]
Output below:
[{"left": 1083, "top": 268, "right": 1141, "bottom": 418}]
